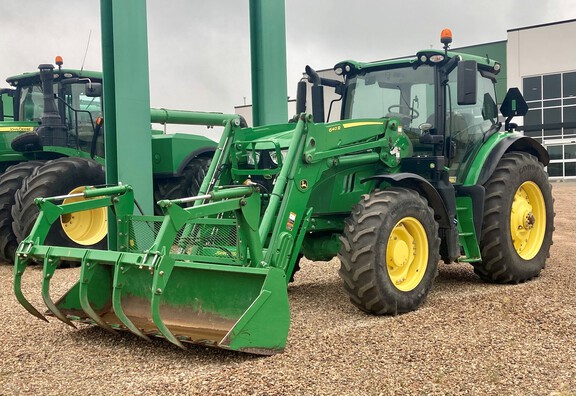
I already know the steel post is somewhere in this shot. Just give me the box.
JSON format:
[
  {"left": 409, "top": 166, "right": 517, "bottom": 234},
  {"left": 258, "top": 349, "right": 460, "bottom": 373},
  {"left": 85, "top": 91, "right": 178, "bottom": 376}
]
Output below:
[
  {"left": 100, "top": 0, "right": 154, "bottom": 250},
  {"left": 249, "top": 0, "right": 288, "bottom": 127}
]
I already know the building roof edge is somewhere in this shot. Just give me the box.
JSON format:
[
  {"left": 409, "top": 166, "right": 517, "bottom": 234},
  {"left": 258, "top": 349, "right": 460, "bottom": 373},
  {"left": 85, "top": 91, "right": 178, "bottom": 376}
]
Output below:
[{"left": 508, "top": 18, "right": 576, "bottom": 33}]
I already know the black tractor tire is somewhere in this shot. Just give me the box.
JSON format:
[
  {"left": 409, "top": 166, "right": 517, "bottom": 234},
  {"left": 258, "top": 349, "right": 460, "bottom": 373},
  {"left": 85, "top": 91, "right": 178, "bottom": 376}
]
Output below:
[
  {"left": 12, "top": 157, "right": 107, "bottom": 266},
  {"left": 338, "top": 188, "right": 440, "bottom": 315},
  {"left": 475, "top": 152, "right": 554, "bottom": 283},
  {"left": 153, "top": 157, "right": 211, "bottom": 214},
  {"left": 0, "top": 161, "right": 46, "bottom": 263}
]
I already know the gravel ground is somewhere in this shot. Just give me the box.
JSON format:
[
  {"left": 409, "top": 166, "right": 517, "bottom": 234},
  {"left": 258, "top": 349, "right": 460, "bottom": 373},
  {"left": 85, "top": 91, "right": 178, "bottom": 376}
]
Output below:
[{"left": 1, "top": 182, "right": 575, "bottom": 396}]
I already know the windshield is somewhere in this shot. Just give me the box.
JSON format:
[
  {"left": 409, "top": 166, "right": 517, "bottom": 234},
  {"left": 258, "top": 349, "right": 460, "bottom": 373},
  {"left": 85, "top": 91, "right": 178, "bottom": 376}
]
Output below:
[
  {"left": 343, "top": 65, "right": 435, "bottom": 133},
  {"left": 18, "top": 84, "right": 44, "bottom": 121},
  {"left": 17, "top": 81, "right": 103, "bottom": 155},
  {"left": 18, "top": 82, "right": 101, "bottom": 122}
]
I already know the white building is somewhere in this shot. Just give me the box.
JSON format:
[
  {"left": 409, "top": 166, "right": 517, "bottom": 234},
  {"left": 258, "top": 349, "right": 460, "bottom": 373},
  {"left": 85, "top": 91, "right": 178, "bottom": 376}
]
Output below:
[{"left": 508, "top": 19, "right": 576, "bottom": 179}]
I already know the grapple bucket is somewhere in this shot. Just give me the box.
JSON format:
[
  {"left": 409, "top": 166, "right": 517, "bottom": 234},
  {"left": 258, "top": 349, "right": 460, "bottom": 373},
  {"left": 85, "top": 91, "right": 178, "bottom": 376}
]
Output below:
[
  {"left": 13, "top": 184, "right": 291, "bottom": 355},
  {"left": 52, "top": 257, "right": 289, "bottom": 354}
]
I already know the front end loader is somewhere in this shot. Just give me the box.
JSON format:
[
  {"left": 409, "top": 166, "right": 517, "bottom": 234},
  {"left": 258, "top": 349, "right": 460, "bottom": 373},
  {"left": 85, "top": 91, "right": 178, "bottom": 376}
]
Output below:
[{"left": 14, "top": 31, "right": 554, "bottom": 354}]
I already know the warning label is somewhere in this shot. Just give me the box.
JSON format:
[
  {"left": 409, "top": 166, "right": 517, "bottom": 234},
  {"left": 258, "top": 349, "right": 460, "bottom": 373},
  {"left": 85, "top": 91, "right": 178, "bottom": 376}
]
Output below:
[{"left": 286, "top": 212, "right": 297, "bottom": 231}]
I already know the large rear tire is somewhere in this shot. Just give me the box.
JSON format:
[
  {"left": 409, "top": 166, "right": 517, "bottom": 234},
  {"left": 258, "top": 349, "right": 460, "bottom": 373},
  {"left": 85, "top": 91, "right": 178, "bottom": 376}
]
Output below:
[
  {"left": 153, "top": 157, "right": 210, "bottom": 214},
  {"left": 0, "top": 161, "right": 45, "bottom": 263},
  {"left": 12, "top": 157, "right": 107, "bottom": 264},
  {"left": 338, "top": 188, "right": 440, "bottom": 314},
  {"left": 476, "top": 152, "right": 554, "bottom": 283}
]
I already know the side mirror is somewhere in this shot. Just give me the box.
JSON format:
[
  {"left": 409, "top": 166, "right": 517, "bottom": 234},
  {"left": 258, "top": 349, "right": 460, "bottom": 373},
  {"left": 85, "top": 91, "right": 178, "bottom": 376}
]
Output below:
[
  {"left": 457, "top": 60, "right": 477, "bottom": 105},
  {"left": 85, "top": 83, "right": 102, "bottom": 97}
]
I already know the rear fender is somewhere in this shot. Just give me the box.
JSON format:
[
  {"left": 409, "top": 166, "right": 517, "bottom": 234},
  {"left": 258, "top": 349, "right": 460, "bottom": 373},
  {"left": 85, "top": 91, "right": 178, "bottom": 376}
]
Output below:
[
  {"left": 174, "top": 148, "right": 215, "bottom": 177},
  {"left": 362, "top": 173, "right": 450, "bottom": 229},
  {"left": 475, "top": 135, "right": 549, "bottom": 186},
  {"left": 153, "top": 147, "right": 215, "bottom": 179}
]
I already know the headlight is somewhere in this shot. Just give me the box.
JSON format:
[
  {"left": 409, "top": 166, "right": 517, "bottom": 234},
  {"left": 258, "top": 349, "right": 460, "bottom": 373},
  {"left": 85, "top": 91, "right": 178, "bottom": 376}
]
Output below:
[
  {"left": 269, "top": 149, "right": 287, "bottom": 165},
  {"left": 246, "top": 150, "right": 260, "bottom": 166}
]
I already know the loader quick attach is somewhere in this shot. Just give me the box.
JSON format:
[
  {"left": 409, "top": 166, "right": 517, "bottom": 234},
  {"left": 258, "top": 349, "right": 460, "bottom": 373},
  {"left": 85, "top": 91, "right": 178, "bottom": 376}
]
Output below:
[{"left": 14, "top": 34, "right": 554, "bottom": 355}]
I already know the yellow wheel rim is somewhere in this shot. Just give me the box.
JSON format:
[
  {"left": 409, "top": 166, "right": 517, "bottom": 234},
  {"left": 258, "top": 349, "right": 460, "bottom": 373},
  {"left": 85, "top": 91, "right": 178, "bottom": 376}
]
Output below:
[
  {"left": 386, "top": 217, "right": 428, "bottom": 292},
  {"left": 60, "top": 186, "right": 107, "bottom": 246},
  {"left": 510, "top": 181, "right": 546, "bottom": 260}
]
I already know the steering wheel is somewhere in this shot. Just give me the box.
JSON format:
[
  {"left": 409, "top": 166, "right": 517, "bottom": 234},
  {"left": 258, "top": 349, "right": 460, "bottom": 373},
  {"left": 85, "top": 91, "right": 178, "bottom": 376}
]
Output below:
[{"left": 387, "top": 105, "right": 420, "bottom": 119}]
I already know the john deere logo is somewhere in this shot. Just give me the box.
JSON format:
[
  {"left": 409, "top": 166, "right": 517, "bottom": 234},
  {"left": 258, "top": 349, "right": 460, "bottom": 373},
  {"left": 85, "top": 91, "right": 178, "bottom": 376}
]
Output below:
[
  {"left": 300, "top": 179, "right": 308, "bottom": 190},
  {"left": 0, "top": 126, "right": 34, "bottom": 132}
]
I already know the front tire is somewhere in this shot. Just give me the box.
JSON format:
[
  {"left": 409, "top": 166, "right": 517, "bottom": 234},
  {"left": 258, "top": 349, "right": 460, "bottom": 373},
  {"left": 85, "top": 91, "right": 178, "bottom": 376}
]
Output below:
[
  {"left": 338, "top": 188, "right": 440, "bottom": 314},
  {"left": 12, "top": 157, "right": 107, "bottom": 258},
  {"left": 0, "top": 161, "right": 45, "bottom": 263},
  {"left": 153, "top": 157, "right": 210, "bottom": 214},
  {"left": 476, "top": 152, "right": 554, "bottom": 283}
]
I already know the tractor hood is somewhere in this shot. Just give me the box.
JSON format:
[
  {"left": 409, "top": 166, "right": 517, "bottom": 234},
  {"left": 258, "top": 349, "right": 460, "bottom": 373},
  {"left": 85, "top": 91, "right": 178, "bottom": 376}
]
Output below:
[{"left": 236, "top": 122, "right": 297, "bottom": 149}]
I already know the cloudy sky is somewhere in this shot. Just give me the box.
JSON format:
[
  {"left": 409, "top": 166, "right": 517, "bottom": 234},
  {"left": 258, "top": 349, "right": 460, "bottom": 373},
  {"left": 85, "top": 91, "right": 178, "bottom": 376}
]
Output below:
[{"left": 1, "top": 0, "right": 575, "bottom": 117}]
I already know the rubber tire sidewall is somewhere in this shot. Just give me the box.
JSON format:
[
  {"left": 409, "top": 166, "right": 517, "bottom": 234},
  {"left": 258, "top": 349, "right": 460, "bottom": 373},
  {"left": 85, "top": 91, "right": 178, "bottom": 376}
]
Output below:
[
  {"left": 0, "top": 161, "right": 45, "bottom": 262},
  {"left": 153, "top": 157, "right": 211, "bottom": 215},
  {"left": 477, "top": 152, "right": 554, "bottom": 283},
  {"left": 12, "top": 157, "right": 107, "bottom": 252},
  {"left": 338, "top": 188, "right": 440, "bottom": 315}
]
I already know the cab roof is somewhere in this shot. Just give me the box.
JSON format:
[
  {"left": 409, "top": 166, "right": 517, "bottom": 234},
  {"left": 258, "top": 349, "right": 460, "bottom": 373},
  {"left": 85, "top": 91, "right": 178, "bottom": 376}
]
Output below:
[
  {"left": 334, "top": 49, "right": 501, "bottom": 76},
  {"left": 6, "top": 69, "right": 102, "bottom": 87}
]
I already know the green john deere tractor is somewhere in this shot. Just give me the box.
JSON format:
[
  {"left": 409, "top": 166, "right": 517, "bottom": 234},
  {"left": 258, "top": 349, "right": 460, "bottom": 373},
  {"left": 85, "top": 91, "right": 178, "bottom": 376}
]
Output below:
[
  {"left": 0, "top": 59, "right": 217, "bottom": 263},
  {"left": 14, "top": 33, "right": 554, "bottom": 354}
]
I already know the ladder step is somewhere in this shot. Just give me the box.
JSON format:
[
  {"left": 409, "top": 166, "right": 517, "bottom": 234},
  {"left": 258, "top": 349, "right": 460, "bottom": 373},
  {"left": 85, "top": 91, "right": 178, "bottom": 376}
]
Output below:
[{"left": 459, "top": 257, "right": 482, "bottom": 263}]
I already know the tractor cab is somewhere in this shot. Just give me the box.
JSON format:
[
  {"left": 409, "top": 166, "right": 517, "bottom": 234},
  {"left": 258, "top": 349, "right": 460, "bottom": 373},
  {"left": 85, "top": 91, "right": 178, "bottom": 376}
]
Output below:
[
  {"left": 5, "top": 57, "right": 104, "bottom": 158},
  {"left": 303, "top": 30, "right": 505, "bottom": 184}
]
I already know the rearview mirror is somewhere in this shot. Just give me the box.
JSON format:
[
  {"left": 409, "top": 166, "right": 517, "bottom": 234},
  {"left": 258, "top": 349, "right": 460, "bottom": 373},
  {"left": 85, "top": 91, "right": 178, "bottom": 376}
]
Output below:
[
  {"left": 85, "top": 83, "right": 102, "bottom": 97},
  {"left": 457, "top": 60, "right": 477, "bottom": 105}
]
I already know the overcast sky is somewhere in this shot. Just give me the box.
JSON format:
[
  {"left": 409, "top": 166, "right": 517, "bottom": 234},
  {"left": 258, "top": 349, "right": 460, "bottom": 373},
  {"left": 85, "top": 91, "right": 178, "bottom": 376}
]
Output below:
[{"left": 1, "top": 0, "right": 575, "bottom": 116}]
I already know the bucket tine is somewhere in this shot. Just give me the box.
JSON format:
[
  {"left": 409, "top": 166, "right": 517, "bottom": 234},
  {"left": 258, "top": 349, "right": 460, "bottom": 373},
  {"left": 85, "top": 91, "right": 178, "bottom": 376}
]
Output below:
[
  {"left": 150, "top": 256, "right": 184, "bottom": 349},
  {"left": 78, "top": 254, "right": 114, "bottom": 333},
  {"left": 41, "top": 253, "right": 76, "bottom": 328},
  {"left": 112, "top": 256, "right": 151, "bottom": 341},
  {"left": 151, "top": 291, "right": 184, "bottom": 349},
  {"left": 13, "top": 255, "right": 48, "bottom": 322}
]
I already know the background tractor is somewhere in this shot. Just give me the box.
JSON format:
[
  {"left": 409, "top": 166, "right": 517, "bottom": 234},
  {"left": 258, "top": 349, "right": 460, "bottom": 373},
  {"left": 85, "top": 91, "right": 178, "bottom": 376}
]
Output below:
[
  {"left": 0, "top": 59, "right": 218, "bottom": 263},
  {"left": 15, "top": 31, "right": 554, "bottom": 354}
]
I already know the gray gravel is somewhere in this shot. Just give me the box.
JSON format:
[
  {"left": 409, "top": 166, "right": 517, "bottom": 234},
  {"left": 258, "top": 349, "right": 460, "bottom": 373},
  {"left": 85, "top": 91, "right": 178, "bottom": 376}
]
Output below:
[{"left": 1, "top": 182, "right": 575, "bottom": 396}]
